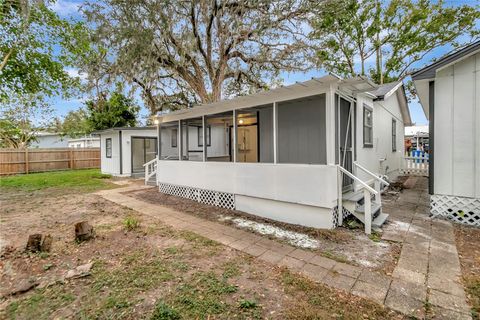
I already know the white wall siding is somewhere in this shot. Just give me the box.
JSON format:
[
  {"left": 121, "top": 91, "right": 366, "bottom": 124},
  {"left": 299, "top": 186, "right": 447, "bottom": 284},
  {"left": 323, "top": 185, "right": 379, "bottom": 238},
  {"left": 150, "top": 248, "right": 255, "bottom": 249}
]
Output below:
[
  {"left": 354, "top": 93, "right": 405, "bottom": 184},
  {"left": 157, "top": 161, "right": 338, "bottom": 208},
  {"left": 434, "top": 52, "right": 479, "bottom": 198},
  {"left": 100, "top": 132, "right": 120, "bottom": 175}
]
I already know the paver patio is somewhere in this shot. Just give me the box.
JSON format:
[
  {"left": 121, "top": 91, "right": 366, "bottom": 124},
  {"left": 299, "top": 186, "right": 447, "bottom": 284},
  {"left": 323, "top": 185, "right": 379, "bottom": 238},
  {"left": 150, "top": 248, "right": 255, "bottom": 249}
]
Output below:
[{"left": 96, "top": 177, "right": 471, "bottom": 318}]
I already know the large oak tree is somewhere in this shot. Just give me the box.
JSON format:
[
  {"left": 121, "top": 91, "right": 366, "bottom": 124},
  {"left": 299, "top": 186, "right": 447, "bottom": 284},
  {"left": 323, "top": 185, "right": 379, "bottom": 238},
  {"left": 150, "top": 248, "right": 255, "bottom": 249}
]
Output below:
[{"left": 82, "top": 0, "right": 320, "bottom": 113}]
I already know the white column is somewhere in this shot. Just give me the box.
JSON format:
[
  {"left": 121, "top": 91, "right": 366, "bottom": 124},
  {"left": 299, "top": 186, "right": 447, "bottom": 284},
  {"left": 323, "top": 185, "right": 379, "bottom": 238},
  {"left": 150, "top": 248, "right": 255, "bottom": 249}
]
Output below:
[
  {"left": 178, "top": 120, "right": 182, "bottom": 161},
  {"left": 233, "top": 110, "right": 237, "bottom": 162},
  {"left": 202, "top": 116, "right": 207, "bottom": 162},
  {"left": 273, "top": 102, "right": 278, "bottom": 164},
  {"left": 157, "top": 122, "right": 161, "bottom": 160},
  {"left": 326, "top": 85, "right": 336, "bottom": 165}
]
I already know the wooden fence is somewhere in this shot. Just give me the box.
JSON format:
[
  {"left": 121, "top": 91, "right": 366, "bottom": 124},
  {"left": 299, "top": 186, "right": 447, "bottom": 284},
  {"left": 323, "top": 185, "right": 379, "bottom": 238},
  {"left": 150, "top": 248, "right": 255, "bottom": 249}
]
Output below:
[
  {"left": 400, "top": 151, "right": 429, "bottom": 176},
  {"left": 0, "top": 148, "right": 101, "bottom": 175}
]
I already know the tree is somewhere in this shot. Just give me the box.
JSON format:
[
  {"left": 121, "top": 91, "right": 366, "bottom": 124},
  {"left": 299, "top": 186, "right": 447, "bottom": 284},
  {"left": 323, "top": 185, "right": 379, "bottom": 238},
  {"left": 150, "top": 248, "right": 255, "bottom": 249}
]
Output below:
[
  {"left": 53, "top": 108, "right": 92, "bottom": 138},
  {"left": 0, "top": 0, "right": 90, "bottom": 103},
  {"left": 309, "top": 0, "right": 480, "bottom": 84},
  {"left": 0, "top": 94, "right": 53, "bottom": 148},
  {"left": 82, "top": 0, "right": 317, "bottom": 113},
  {"left": 85, "top": 89, "right": 139, "bottom": 131}
]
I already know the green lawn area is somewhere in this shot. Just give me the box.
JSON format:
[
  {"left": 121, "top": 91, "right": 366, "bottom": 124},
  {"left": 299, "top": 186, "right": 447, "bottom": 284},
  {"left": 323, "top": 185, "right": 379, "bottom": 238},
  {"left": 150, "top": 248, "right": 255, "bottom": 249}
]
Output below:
[{"left": 0, "top": 169, "right": 114, "bottom": 192}]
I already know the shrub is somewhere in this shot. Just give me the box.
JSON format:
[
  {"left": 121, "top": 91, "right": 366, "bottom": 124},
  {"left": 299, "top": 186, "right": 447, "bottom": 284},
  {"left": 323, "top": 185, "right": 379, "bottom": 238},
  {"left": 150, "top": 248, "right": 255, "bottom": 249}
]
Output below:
[{"left": 123, "top": 216, "right": 140, "bottom": 231}]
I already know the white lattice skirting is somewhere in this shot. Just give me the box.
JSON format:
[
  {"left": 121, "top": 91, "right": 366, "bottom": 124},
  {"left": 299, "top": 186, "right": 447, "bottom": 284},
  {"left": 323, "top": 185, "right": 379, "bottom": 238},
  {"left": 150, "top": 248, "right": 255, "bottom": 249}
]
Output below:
[
  {"left": 159, "top": 183, "right": 235, "bottom": 210},
  {"left": 431, "top": 194, "right": 480, "bottom": 226}
]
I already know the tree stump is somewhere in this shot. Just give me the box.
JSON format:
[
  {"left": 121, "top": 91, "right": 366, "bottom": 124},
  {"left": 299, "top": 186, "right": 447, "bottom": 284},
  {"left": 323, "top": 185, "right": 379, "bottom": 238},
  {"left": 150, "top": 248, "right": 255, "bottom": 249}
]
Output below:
[
  {"left": 75, "top": 221, "right": 94, "bottom": 242},
  {"left": 40, "top": 234, "right": 53, "bottom": 252},
  {"left": 26, "top": 234, "right": 43, "bottom": 252}
]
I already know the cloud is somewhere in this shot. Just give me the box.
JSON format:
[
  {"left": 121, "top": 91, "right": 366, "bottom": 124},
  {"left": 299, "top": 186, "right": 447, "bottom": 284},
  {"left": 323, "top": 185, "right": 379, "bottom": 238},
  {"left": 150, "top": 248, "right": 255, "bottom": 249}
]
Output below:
[
  {"left": 49, "top": 0, "right": 80, "bottom": 17},
  {"left": 65, "top": 67, "right": 88, "bottom": 81}
]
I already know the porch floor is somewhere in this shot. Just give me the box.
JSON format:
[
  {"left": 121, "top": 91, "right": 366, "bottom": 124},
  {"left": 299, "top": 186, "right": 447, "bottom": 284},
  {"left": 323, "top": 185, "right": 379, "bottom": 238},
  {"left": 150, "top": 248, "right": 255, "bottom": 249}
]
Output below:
[{"left": 96, "top": 177, "right": 471, "bottom": 318}]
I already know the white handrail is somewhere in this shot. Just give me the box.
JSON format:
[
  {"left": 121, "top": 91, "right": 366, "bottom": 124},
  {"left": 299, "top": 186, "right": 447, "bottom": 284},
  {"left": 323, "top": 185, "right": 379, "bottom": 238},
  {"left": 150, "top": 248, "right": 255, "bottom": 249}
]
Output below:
[
  {"left": 337, "top": 165, "right": 378, "bottom": 195},
  {"left": 353, "top": 161, "right": 390, "bottom": 186},
  {"left": 143, "top": 158, "right": 157, "bottom": 168}
]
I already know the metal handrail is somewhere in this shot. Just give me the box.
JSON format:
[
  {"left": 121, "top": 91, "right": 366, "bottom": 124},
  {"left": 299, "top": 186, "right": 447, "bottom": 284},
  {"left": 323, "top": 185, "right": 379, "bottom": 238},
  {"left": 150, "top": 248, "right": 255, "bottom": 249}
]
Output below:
[
  {"left": 353, "top": 161, "right": 390, "bottom": 186},
  {"left": 337, "top": 165, "right": 377, "bottom": 195}
]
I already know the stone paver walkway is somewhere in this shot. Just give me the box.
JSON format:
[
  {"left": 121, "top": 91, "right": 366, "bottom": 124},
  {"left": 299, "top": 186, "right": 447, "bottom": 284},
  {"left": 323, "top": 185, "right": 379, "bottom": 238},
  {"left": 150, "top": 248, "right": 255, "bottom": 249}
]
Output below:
[
  {"left": 382, "top": 177, "right": 471, "bottom": 319},
  {"left": 96, "top": 178, "right": 471, "bottom": 319}
]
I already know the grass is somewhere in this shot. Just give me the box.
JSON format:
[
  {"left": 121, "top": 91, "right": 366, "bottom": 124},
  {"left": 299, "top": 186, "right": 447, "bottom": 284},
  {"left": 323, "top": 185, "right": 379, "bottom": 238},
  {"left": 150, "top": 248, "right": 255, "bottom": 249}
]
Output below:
[
  {"left": 123, "top": 216, "right": 141, "bottom": 231},
  {"left": 0, "top": 169, "right": 113, "bottom": 192},
  {"left": 466, "top": 276, "right": 480, "bottom": 319}
]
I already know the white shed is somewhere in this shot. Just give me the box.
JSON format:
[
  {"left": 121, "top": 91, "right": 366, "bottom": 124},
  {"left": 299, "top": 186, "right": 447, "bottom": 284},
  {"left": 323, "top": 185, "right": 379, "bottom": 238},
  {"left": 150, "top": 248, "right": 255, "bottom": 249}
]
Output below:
[
  {"left": 412, "top": 41, "right": 480, "bottom": 225},
  {"left": 94, "top": 127, "right": 158, "bottom": 177}
]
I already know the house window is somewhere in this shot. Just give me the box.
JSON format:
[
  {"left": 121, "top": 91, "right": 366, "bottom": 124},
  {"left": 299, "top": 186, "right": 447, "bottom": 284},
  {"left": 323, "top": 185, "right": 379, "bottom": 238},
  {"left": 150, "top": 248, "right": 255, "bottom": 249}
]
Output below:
[
  {"left": 392, "top": 119, "right": 397, "bottom": 152},
  {"left": 171, "top": 128, "right": 178, "bottom": 147},
  {"left": 105, "top": 138, "right": 112, "bottom": 158},
  {"left": 363, "top": 105, "right": 373, "bottom": 147},
  {"left": 198, "top": 126, "right": 211, "bottom": 147}
]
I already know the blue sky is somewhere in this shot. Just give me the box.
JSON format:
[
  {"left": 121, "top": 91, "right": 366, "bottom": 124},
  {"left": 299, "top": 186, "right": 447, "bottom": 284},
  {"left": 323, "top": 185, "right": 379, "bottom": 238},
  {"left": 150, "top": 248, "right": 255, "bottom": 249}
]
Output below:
[{"left": 49, "top": 0, "right": 471, "bottom": 126}]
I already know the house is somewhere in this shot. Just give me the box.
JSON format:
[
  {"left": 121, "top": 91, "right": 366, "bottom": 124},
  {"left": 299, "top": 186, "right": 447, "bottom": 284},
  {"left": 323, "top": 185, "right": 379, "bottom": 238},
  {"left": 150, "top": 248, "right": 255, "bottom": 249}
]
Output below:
[
  {"left": 67, "top": 136, "right": 100, "bottom": 148},
  {"left": 404, "top": 125, "right": 429, "bottom": 153},
  {"left": 30, "top": 132, "right": 69, "bottom": 148},
  {"left": 94, "top": 127, "right": 158, "bottom": 177},
  {"left": 148, "top": 75, "right": 411, "bottom": 234},
  {"left": 412, "top": 41, "right": 480, "bottom": 226}
]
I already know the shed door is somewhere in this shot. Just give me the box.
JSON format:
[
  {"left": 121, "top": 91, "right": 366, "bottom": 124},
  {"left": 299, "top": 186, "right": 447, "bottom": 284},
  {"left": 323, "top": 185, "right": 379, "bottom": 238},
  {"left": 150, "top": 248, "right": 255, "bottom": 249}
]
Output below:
[{"left": 132, "top": 137, "right": 158, "bottom": 173}]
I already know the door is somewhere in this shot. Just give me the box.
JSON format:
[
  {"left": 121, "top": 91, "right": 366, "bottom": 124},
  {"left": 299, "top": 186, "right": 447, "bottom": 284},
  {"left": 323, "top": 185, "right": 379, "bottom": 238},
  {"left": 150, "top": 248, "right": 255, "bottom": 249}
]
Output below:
[
  {"left": 233, "top": 125, "right": 258, "bottom": 162},
  {"left": 337, "top": 95, "right": 354, "bottom": 191},
  {"left": 131, "top": 137, "right": 158, "bottom": 173}
]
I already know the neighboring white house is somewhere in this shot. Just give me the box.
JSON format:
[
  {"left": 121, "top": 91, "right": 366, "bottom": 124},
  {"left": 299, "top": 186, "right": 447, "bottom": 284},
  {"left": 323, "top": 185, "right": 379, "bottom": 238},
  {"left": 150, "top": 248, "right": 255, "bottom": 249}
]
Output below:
[
  {"left": 95, "top": 127, "right": 158, "bottom": 177},
  {"left": 412, "top": 40, "right": 480, "bottom": 226},
  {"left": 148, "top": 74, "right": 411, "bottom": 233},
  {"left": 30, "top": 132, "right": 69, "bottom": 148},
  {"left": 405, "top": 125, "right": 429, "bottom": 152},
  {"left": 67, "top": 136, "right": 100, "bottom": 148}
]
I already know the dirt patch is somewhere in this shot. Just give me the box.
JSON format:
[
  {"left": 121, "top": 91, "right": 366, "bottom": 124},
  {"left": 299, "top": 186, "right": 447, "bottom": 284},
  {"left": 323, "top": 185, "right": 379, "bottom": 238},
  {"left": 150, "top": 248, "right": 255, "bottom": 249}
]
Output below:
[
  {"left": 126, "top": 188, "right": 399, "bottom": 273},
  {"left": 454, "top": 224, "right": 480, "bottom": 318},
  {"left": 0, "top": 187, "right": 404, "bottom": 319}
]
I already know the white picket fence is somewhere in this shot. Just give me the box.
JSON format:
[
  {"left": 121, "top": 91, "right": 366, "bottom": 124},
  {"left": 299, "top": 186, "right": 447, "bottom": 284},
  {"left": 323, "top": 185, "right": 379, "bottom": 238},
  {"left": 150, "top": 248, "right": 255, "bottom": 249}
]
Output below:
[{"left": 401, "top": 151, "right": 429, "bottom": 176}]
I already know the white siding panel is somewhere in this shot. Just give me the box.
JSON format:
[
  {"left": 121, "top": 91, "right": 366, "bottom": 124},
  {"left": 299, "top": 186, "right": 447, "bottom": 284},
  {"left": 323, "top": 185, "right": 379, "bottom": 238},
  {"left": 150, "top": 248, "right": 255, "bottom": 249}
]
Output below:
[
  {"left": 100, "top": 132, "right": 120, "bottom": 175},
  {"left": 434, "top": 66, "right": 454, "bottom": 195},
  {"left": 452, "top": 55, "right": 476, "bottom": 197},
  {"left": 476, "top": 53, "right": 480, "bottom": 198},
  {"left": 157, "top": 161, "right": 338, "bottom": 208}
]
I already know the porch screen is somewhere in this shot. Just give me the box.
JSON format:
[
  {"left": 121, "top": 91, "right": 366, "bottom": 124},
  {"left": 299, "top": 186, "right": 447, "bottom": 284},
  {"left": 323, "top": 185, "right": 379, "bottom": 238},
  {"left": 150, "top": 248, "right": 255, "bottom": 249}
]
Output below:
[{"left": 277, "top": 94, "right": 326, "bottom": 164}]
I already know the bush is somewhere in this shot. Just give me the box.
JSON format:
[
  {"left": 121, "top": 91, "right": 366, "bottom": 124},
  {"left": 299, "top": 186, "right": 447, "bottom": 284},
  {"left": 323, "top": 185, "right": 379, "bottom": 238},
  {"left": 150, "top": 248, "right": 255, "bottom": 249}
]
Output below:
[{"left": 150, "top": 301, "right": 180, "bottom": 320}]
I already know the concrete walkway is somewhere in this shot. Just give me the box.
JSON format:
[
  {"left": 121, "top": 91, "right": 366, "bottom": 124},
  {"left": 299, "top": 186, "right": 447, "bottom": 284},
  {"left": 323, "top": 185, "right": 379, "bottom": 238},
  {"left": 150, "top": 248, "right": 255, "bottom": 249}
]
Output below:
[{"left": 96, "top": 178, "right": 471, "bottom": 319}]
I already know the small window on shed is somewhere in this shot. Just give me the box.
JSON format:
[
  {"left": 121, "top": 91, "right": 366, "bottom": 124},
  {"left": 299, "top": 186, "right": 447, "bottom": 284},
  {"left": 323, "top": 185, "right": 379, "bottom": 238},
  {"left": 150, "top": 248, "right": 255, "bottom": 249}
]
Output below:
[
  {"left": 363, "top": 105, "right": 373, "bottom": 147},
  {"left": 171, "top": 128, "right": 178, "bottom": 147},
  {"left": 392, "top": 119, "right": 397, "bottom": 152},
  {"left": 105, "top": 138, "right": 112, "bottom": 158}
]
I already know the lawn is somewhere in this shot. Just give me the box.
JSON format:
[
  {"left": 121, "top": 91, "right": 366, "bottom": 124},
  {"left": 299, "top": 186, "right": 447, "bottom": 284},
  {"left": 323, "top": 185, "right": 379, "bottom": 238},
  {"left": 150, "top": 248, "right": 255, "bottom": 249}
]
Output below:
[{"left": 0, "top": 169, "right": 114, "bottom": 192}]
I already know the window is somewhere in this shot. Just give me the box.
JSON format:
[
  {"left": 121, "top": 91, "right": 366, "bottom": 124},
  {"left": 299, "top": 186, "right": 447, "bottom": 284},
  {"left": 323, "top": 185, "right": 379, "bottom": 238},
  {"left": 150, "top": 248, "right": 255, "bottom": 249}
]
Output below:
[
  {"left": 363, "top": 105, "right": 373, "bottom": 147},
  {"left": 171, "top": 128, "right": 178, "bottom": 147},
  {"left": 392, "top": 119, "right": 397, "bottom": 152},
  {"left": 198, "top": 126, "right": 211, "bottom": 147},
  {"left": 105, "top": 138, "right": 112, "bottom": 158}
]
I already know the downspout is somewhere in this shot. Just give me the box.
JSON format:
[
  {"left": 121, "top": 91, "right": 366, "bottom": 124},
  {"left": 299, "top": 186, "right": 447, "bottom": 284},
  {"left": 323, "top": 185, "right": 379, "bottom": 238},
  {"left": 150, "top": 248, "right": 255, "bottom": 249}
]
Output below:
[{"left": 119, "top": 130, "right": 123, "bottom": 175}]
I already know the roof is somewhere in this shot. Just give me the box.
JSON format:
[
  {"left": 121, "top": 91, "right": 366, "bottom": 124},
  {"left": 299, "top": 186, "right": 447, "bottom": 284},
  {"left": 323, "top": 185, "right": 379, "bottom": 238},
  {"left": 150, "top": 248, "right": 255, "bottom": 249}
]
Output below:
[
  {"left": 412, "top": 41, "right": 480, "bottom": 80},
  {"left": 368, "top": 81, "right": 403, "bottom": 100},
  {"left": 155, "top": 74, "right": 379, "bottom": 123},
  {"left": 92, "top": 126, "right": 156, "bottom": 135},
  {"left": 405, "top": 125, "right": 429, "bottom": 136}
]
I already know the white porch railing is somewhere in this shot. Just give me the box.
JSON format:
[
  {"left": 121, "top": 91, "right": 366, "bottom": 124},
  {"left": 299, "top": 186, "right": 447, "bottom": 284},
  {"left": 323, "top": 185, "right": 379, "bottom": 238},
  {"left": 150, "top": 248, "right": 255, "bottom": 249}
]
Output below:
[
  {"left": 337, "top": 163, "right": 389, "bottom": 235},
  {"left": 337, "top": 165, "right": 378, "bottom": 235},
  {"left": 401, "top": 151, "right": 429, "bottom": 176},
  {"left": 143, "top": 158, "right": 157, "bottom": 185}
]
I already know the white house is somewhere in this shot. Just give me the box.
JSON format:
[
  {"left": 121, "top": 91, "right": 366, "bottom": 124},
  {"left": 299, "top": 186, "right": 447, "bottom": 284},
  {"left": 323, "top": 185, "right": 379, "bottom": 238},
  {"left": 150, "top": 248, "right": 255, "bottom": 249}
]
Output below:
[
  {"left": 30, "top": 132, "right": 69, "bottom": 148},
  {"left": 412, "top": 41, "right": 480, "bottom": 226},
  {"left": 147, "top": 75, "right": 411, "bottom": 234},
  {"left": 67, "top": 136, "right": 100, "bottom": 148},
  {"left": 95, "top": 127, "right": 158, "bottom": 177}
]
